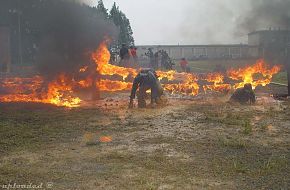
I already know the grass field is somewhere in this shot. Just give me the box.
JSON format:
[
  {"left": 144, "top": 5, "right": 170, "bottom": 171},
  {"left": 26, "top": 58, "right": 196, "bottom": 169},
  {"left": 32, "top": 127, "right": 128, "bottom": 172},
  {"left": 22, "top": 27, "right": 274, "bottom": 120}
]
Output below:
[{"left": 0, "top": 96, "right": 289, "bottom": 189}]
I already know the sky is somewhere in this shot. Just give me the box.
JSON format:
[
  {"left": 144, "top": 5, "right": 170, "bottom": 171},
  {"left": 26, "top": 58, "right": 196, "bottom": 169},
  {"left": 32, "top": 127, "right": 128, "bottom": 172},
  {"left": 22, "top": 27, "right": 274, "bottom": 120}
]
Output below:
[{"left": 85, "top": 0, "right": 254, "bottom": 45}]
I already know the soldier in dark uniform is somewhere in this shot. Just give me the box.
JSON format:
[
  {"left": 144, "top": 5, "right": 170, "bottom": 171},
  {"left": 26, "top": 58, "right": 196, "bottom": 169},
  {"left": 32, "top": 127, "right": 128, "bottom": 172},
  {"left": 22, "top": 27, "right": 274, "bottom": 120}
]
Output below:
[
  {"left": 145, "top": 48, "right": 154, "bottom": 68},
  {"left": 129, "top": 68, "right": 163, "bottom": 108},
  {"left": 119, "top": 44, "right": 129, "bottom": 67},
  {"left": 230, "top": 83, "right": 256, "bottom": 104},
  {"left": 153, "top": 51, "right": 159, "bottom": 70}
]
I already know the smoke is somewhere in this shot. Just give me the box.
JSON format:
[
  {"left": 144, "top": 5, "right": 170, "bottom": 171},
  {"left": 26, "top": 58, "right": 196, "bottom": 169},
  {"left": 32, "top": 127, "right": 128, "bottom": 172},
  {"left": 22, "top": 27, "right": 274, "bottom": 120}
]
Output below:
[
  {"left": 34, "top": 0, "right": 118, "bottom": 79},
  {"left": 175, "top": 0, "right": 290, "bottom": 44},
  {"left": 171, "top": 0, "right": 249, "bottom": 44},
  {"left": 236, "top": 0, "right": 290, "bottom": 35}
]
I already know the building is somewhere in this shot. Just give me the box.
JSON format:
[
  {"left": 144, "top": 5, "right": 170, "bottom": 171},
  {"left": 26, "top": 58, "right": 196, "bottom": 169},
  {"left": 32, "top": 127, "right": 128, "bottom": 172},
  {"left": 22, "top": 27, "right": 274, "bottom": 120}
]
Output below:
[
  {"left": 136, "top": 44, "right": 257, "bottom": 61},
  {"left": 248, "top": 29, "right": 290, "bottom": 61},
  {"left": 137, "top": 29, "right": 290, "bottom": 61},
  {"left": 248, "top": 29, "right": 290, "bottom": 46}
]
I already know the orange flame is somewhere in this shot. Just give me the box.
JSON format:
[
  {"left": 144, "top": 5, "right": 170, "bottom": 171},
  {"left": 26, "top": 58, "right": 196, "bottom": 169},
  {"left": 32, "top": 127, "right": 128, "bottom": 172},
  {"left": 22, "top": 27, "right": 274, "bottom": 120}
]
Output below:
[
  {"left": 92, "top": 41, "right": 137, "bottom": 80},
  {"left": 227, "top": 59, "right": 282, "bottom": 89},
  {"left": 0, "top": 41, "right": 283, "bottom": 107},
  {"left": 0, "top": 74, "right": 81, "bottom": 107},
  {"left": 98, "top": 79, "right": 132, "bottom": 92},
  {"left": 163, "top": 73, "right": 200, "bottom": 96},
  {"left": 203, "top": 73, "right": 231, "bottom": 93},
  {"left": 99, "top": 136, "right": 112, "bottom": 143}
]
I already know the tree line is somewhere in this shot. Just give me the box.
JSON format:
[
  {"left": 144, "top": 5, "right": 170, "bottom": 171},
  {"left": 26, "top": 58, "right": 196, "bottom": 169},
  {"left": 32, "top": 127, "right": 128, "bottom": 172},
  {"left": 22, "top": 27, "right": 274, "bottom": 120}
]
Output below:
[{"left": 0, "top": 0, "right": 134, "bottom": 66}]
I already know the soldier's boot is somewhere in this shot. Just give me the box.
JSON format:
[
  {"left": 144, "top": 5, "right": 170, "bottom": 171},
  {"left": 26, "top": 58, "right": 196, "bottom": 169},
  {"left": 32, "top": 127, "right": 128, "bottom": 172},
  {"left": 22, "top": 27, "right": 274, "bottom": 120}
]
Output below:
[
  {"left": 138, "top": 98, "right": 146, "bottom": 108},
  {"left": 137, "top": 86, "right": 148, "bottom": 108}
]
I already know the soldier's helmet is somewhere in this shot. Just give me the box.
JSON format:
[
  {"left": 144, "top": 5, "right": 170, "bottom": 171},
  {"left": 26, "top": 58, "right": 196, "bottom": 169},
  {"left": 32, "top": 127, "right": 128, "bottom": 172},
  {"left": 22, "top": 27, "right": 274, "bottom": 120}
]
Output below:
[
  {"left": 244, "top": 83, "right": 253, "bottom": 91},
  {"left": 139, "top": 68, "right": 158, "bottom": 78}
]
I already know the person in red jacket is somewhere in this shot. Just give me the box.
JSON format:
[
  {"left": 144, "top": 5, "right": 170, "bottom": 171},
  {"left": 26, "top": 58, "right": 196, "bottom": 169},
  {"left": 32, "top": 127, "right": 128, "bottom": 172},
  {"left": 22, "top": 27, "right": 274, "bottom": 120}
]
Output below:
[
  {"left": 130, "top": 46, "right": 138, "bottom": 65},
  {"left": 179, "top": 58, "right": 188, "bottom": 72}
]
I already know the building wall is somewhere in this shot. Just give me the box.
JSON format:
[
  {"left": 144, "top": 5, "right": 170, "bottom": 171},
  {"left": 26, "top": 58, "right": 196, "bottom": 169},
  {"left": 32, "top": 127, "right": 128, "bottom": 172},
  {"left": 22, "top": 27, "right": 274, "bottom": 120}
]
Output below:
[
  {"left": 137, "top": 30, "right": 290, "bottom": 61},
  {"left": 248, "top": 30, "right": 290, "bottom": 47},
  {"left": 248, "top": 34, "right": 260, "bottom": 46},
  {"left": 136, "top": 45, "right": 257, "bottom": 60},
  {"left": 248, "top": 30, "right": 290, "bottom": 60}
]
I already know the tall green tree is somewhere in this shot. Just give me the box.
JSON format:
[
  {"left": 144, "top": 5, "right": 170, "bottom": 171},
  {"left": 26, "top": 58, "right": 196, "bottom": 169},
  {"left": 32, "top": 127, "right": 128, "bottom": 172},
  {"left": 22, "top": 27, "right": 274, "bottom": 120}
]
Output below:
[
  {"left": 96, "top": 0, "right": 108, "bottom": 18},
  {"left": 109, "top": 2, "right": 134, "bottom": 47}
]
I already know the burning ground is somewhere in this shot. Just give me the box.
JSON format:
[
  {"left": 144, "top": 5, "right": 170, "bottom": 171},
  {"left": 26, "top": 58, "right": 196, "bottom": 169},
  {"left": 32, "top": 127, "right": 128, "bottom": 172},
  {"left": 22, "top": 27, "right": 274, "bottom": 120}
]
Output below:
[
  {"left": 0, "top": 42, "right": 283, "bottom": 107},
  {"left": 0, "top": 93, "right": 289, "bottom": 189}
]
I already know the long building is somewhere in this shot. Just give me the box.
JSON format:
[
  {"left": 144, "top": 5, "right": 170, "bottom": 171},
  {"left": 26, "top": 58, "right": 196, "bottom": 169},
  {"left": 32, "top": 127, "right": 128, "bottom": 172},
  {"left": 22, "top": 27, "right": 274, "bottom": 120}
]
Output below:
[
  {"left": 137, "top": 29, "right": 290, "bottom": 61},
  {"left": 136, "top": 44, "right": 258, "bottom": 60}
]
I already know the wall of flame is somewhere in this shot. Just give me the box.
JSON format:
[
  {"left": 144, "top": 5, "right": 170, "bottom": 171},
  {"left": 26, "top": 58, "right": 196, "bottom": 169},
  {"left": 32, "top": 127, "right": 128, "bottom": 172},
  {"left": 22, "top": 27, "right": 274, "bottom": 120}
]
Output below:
[{"left": 0, "top": 41, "right": 282, "bottom": 107}]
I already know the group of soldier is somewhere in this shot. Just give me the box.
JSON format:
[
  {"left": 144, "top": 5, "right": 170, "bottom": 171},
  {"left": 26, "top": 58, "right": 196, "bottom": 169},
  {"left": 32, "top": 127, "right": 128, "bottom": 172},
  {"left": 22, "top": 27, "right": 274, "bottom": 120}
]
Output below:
[
  {"left": 145, "top": 48, "right": 175, "bottom": 70},
  {"left": 118, "top": 45, "right": 176, "bottom": 71}
]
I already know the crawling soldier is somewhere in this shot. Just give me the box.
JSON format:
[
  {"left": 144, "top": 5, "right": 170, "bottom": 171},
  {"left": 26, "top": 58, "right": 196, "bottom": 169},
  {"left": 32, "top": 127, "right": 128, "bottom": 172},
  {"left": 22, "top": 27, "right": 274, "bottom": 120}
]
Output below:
[
  {"left": 129, "top": 68, "right": 163, "bottom": 108},
  {"left": 230, "top": 83, "right": 256, "bottom": 104}
]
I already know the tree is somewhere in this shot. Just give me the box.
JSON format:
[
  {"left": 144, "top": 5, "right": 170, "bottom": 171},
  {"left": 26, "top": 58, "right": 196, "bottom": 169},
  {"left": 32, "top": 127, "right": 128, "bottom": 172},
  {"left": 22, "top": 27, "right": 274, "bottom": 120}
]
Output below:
[
  {"left": 119, "top": 12, "right": 134, "bottom": 46},
  {"left": 109, "top": 2, "right": 134, "bottom": 47},
  {"left": 96, "top": 0, "right": 108, "bottom": 18}
]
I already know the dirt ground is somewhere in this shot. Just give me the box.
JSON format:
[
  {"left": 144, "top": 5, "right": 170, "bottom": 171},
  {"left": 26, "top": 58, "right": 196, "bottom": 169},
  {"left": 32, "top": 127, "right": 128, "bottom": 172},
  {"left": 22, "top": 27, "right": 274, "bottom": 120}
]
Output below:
[{"left": 0, "top": 91, "right": 289, "bottom": 190}]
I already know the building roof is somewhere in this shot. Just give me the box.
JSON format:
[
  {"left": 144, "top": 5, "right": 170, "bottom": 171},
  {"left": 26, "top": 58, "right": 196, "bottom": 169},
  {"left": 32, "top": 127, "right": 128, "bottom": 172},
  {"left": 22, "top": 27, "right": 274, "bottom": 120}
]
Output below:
[
  {"left": 136, "top": 44, "right": 249, "bottom": 48},
  {"left": 248, "top": 29, "right": 290, "bottom": 36}
]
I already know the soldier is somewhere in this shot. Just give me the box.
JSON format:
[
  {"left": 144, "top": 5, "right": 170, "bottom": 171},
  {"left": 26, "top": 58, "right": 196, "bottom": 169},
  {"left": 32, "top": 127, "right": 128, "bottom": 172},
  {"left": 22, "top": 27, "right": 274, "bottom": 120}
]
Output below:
[
  {"left": 230, "top": 83, "right": 256, "bottom": 104},
  {"left": 119, "top": 44, "right": 129, "bottom": 67},
  {"left": 130, "top": 46, "right": 138, "bottom": 65},
  {"left": 153, "top": 51, "right": 160, "bottom": 70},
  {"left": 179, "top": 58, "right": 188, "bottom": 72},
  {"left": 145, "top": 48, "right": 154, "bottom": 68},
  {"left": 162, "top": 51, "right": 174, "bottom": 70},
  {"left": 129, "top": 68, "right": 163, "bottom": 108}
]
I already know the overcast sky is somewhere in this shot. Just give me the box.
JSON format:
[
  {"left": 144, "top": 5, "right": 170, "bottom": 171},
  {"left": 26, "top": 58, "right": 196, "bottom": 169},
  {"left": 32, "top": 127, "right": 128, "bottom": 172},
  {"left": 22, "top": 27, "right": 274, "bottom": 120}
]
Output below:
[{"left": 86, "top": 0, "right": 254, "bottom": 45}]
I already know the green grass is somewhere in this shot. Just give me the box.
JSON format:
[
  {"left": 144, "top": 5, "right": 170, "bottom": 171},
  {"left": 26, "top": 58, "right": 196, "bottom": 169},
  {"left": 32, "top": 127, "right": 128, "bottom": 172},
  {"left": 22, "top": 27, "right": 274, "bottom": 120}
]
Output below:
[
  {"left": 242, "top": 120, "right": 252, "bottom": 135},
  {"left": 218, "top": 137, "right": 248, "bottom": 150},
  {"left": 173, "top": 59, "right": 256, "bottom": 73},
  {"left": 0, "top": 102, "right": 289, "bottom": 189},
  {"left": 0, "top": 104, "right": 105, "bottom": 153},
  {"left": 272, "top": 71, "right": 288, "bottom": 84}
]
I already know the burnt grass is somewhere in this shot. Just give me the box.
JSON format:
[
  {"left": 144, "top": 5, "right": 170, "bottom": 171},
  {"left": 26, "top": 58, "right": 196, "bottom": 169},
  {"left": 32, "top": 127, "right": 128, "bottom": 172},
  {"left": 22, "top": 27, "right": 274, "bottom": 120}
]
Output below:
[{"left": 0, "top": 100, "right": 289, "bottom": 190}]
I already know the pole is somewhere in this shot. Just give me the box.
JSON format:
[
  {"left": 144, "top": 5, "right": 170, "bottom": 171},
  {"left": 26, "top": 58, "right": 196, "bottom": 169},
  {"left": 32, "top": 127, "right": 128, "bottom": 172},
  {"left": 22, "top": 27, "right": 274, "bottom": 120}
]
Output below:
[
  {"left": 287, "top": 58, "right": 290, "bottom": 96},
  {"left": 7, "top": 27, "right": 11, "bottom": 73},
  {"left": 287, "top": 45, "right": 290, "bottom": 96},
  {"left": 17, "top": 0, "right": 23, "bottom": 65}
]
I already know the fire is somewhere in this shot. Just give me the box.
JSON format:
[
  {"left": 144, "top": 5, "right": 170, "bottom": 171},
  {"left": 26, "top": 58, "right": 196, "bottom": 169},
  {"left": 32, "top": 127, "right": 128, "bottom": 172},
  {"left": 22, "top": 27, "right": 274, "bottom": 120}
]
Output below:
[
  {"left": 45, "top": 74, "right": 81, "bottom": 107},
  {"left": 0, "top": 40, "right": 283, "bottom": 107},
  {"left": 79, "top": 66, "right": 88, "bottom": 72},
  {"left": 92, "top": 41, "right": 138, "bottom": 80},
  {"left": 163, "top": 73, "right": 200, "bottom": 96},
  {"left": 98, "top": 79, "right": 132, "bottom": 92},
  {"left": 203, "top": 73, "right": 231, "bottom": 93},
  {"left": 157, "top": 70, "right": 176, "bottom": 81},
  {"left": 227, "top": 59, "right": 282, "bottom": 89},
  {"left": 99, "top": 136, "right": 112, "bottom": 143},
  {"left": 0, "top": 74, "right": 81, "bottom": 107}
]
